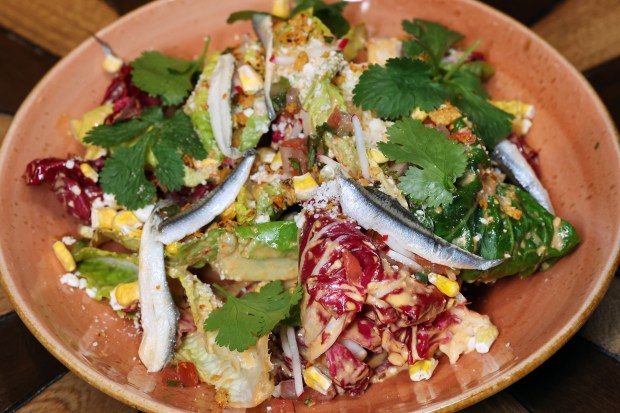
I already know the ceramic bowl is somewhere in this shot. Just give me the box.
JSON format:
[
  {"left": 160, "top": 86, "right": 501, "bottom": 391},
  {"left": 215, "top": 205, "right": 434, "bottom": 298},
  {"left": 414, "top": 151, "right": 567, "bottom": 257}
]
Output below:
[{"left": 1, "top": 0, "right": 619, "bottom": 412}]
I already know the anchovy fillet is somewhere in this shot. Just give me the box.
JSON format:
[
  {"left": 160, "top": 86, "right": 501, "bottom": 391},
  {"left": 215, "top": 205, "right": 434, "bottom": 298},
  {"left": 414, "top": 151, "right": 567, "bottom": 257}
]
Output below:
[
  {"left": 157, "top": 150, "right": 256, "bottom": 245},
  {"left": 492, "top": 139, "right": 555, "bottom": 213},
  {"left": 252, "top": 14, "right": 276, "bottom": 120},
  {"left": 138, "top": 202, "right": 179, "bottom": 372},
  {"left": 208, "top": 53, "right": 240, "bottom": 158},
  {"left": 337, "top": 176, "right": 504, "bottom": 270}
]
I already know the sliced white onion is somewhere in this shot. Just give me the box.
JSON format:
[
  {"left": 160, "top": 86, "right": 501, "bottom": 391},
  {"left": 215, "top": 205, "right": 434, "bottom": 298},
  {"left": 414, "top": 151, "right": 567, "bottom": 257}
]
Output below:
[
  {"left": 280, "top": 326, "right": 292, "bottom": 359},
  {"left": 352, "top": 115, "right": 370, "bottom": 180},
  {"left": 300, "top": 110, "right": 313, "bottom": 136},
  {"left": 339, "top": 338, "right": 368, "bottom": 361},
  {"left": 273, "top": 55, "right": 297, "bottom": 65},
  {"left": 289, "top": 119, "right": 303, "bottom": 140},
  {"left": 286, "top": 326, "right": 304, "bottom": 397},
  {"left": 386, "top": 249, "right": 424, "bottom": 272}
]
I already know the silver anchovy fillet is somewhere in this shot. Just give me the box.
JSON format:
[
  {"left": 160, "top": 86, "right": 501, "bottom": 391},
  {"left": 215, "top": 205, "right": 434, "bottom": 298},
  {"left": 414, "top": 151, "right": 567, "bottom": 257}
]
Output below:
[
  {"left": 252, "top": 14, "right": 276, "bottom": 120},
  {"left": 208, "top": 53, "right": 240, "bottom": 158},
  {"left": 138, "top": 201, "right": 179, "bottom": 372},
  {"left": 337, "top": 176, "right": 504, "bottom": 270},
  {"left": 492, "top": 139, "right": 555, "bottom": 213},
  {"left": 157, "top": 150, "right": 256, "bottom": 245}
]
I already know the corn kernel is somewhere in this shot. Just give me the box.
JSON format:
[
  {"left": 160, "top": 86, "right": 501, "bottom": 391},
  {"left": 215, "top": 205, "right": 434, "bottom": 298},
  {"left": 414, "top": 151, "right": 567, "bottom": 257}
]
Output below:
[
  {"left": 409, "top": 358, "right": 438, "bottom": 381},
  {"left": 103, "top": 54, "right": 123, "bottom": 74},
  {"left": 411, "top": 107, "right": 428, "bottom": 121},
  {"left": 270, "top": 151, "right": 283, "bottom": 171},
  {"left": 238, "top": 64, "right": 264, "bottom": 95},
  {"left": 369, "top": 148, "right": 388, "bottom": 164},
  {"left": 303, "top": 366, "right": 332, "bottom": 395},
  {"left": 113, "top": 281, "right": 140, "bottom": 307},
  {"left": 92, "top": 207, "right": 117, "bottom": 230},
  {"left": 257, "top": 147, "right": 276, "bottom": 163},
  {"left": 79, "top": 163, "right": 99, "bottom": 182},
  {"left": 491, "top": 100, "right": 535, "bottom": 135},
  {"left": 474, "top": 325, "right": 499, "bottom": 353},
  {"left": 84, "top": 145, "right": 107, "bottom": 160},
  {"left": 293, "top": 173, "right": 318, "bottom": 200},
  {"left": 271, "top": 0, "right": 290, "bottom": 18},
  {"left": 112, "top": 210, "right": 142, "bottom": 234},
  {"left": 165, "top": 242, "right": 179, "bottom": 256},
  {"left": 78, "top": 225, "right": 94, "bottom": 239},
  {"left": 428, "top": 272, "right": 460, "bottom": 297},
  {"left": 52, "top": 241, "right": 76, "bottom": 272}
]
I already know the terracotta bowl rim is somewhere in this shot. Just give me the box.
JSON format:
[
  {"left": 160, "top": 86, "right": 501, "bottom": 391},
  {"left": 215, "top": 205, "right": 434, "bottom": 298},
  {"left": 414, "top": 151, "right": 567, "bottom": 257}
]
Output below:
[{"left": 1, "top": 0, "right": 619, "bottom": 411}]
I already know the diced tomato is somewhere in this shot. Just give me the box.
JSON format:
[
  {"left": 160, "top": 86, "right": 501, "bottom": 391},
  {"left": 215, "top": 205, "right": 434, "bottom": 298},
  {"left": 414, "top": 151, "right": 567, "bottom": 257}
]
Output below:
[
  {"left": 280, "top": 138, "right": 308, "bottom": 176},
  {"left": 161, "top": 361, "right": 200, "bottom": 388},
  {"left": 450, "top": 130, "right": 476, "bottom": 144},
  {"left": 269, "top": 398, "right": 296, "bottom": 413}
]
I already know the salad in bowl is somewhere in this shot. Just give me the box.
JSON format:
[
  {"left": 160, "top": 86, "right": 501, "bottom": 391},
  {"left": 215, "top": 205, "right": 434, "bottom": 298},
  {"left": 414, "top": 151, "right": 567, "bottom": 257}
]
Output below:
[{"left": 22, "top": 0, "right": 579, "bottom": 409}]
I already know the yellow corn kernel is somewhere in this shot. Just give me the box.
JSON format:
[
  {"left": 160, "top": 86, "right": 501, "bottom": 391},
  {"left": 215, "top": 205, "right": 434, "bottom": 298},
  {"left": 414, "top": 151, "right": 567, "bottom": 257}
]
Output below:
[
  {"left": 272, "top": 0, "right": 290, "bottom": 18},
  {"left": 79, "top": 163, "right": 99, "bottom": 183},
  {"left": 103, "top": 54, "right": 123, "bottom": 74},
  {"left": 491, "top": 100, "right": 535, "bottom": 135},
  {"left": 303, "top": 366, "right": 332, "bottom": 395},
  {"left": 408, "top": 358, "right": 438, "bottom": 381},
  {"left": 84, "top": 145, "right": 107, "bottom": 160},
  {"left": 165, "top": 242, "right": 179, "bottom": 256},
  {"left": 411, "top": 107, "right": 428, "bottom": 121},
  {"left": 112, "top": 210, "right": 142, "bottom": 233},
  {"left": 257, "top": 147, "right": 276, "bottom": 164},
  {"left": 270, "top": 151, "right": 283, "bottom": 171},
  {"left": 293, "top": 173, "right": 318, "bottom": 200},
  {"left": 428, "top": 272, "right": 460, "bottom": 297},
  {"left": 52, "top": 241, "right": 76, "bottom": 272},
  {"left": 93, "top": 208, "right": 117, "bottom": 230},
  {"left": 238, "top": 64, "right": 264, "bottom": 95},
  {"left": 78, "top": 225, "right": 94, "bottom": 239},
  {"left": 369, "top": 148, "right": 388, "bottom": 164},
  {"left": 474, "top": 325, "right": 499, "bottom": 353},
  {"left": 113, "top": 281, "right": 140, "bottom": 307},
  {"left": 127, "top": 228, "right": 142, "bottom": 239}
]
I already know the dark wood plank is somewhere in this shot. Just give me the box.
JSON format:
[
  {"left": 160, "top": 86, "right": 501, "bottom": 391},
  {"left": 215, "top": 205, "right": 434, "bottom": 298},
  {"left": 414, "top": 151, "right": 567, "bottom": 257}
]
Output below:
[
  {"left": 463, "top": 390, "right": 528, "bottom": 413},
  {"left": 481, "top": 0, "right": 564, "bottom": 26},
  {"left": 16, "top": 373, "right": 137, "bottom": 413},
  {"left": 584, "top": 55, "right": 620, "bottom": 127},
  {"left": 0, "top": 29, "right": 57, "bottom": 114},
  {"left": 509, "top": 336, "right": 620, "bottom": 412},
  {"left": 0, "top": 313, "right": 67, "bottom": 412},
  {"left": 102, "top": 0, "right": 153, "bottom": 16}
]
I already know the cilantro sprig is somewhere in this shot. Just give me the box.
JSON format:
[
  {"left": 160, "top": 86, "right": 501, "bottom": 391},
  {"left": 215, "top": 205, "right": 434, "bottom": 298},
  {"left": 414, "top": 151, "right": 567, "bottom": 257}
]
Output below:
[
  {"left": 378, "top": 118, "right": 468, "bottom": 208},
  {"left": 204, "top": 281, "right": 302, "bottom": 352},
  {"left": 84, "top": 107, "right": 206, "bottom": 209},
  {"left": 130, "top": 40, "right": 208, "bottom": 105},
  {"left": 353, "top": 19, "right": 513, "bottom": 148}
]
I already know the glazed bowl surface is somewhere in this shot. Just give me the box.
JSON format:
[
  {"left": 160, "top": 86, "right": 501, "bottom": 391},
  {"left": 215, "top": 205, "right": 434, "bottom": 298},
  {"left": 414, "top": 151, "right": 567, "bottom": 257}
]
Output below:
[{"left": 1, "top": 0, "right": 619, "bottom": 412}]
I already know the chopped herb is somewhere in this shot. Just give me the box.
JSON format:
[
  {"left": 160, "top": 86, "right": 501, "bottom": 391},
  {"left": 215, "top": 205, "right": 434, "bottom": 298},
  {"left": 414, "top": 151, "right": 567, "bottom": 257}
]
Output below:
[
  {"left": 413, "top": 273, "right": 429, "bottom": 284},
  {"left": 204, "top": 281, "right": 303, "bottom": 352},
  {"left": 166, "top": 379, "right": 180, "bottom": 387},
  {"left": 289, "top": 157, "right": 302, "bottom": 174},
  {"left": 378, "top": 118, "right": 468, "bottom": 208}
]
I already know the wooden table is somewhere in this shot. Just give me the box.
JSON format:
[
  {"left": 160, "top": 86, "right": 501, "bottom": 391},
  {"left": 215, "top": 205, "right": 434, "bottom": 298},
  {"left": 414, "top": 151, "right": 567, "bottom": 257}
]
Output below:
[{"left": 1, "top": 0, "right": 619, "bottom": 411}]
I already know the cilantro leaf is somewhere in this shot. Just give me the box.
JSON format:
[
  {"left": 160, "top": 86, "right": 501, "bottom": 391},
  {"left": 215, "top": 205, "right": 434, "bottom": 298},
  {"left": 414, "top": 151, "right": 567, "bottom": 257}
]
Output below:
[
  {"left": 291, "top": 0, "right": 350, "bottom": 37},
  {"left": 204, "top": 281, "right": 303, "bottom": 352},
  {"left": 160, "top": 110, "right": 207, "bottom": 160},
  {"left": 151, "top": 138, "right": 185, "bottom": 192},
  {"left": 84, "top": 117, "right": 150, "bottom": 147},
  {"left": 130, "top": 51, "right": 201, "bottom": 106},
  {"left": 402, "top": 19, "right": 464, "bottom": 71},
  {"left": 99, "top": 139, "right": 156, "bottom": 210},
  {"left": 378, "top": 118, "right": 467, "bottom": 208},
  {"left": 353, "top": 59, "right": 446, "bottom": 119}
]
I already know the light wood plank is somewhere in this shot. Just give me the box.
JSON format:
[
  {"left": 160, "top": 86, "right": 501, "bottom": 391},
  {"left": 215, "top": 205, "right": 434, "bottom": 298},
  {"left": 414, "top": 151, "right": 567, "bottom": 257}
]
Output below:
[
  {"left": 0, "top": 0, "right": 119, "bottom": 57},
  {"left": 0, "top": 114, "right": 14, "bottom": 316},
  {"left": 17, "top": 373, "right": 136, "bottom": 413},
  {"left": 580, "top": 277, "right": 620, "bottom": 356},
  {"left": 533, "top": 0, "right": 620, "bottom": 71}
]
